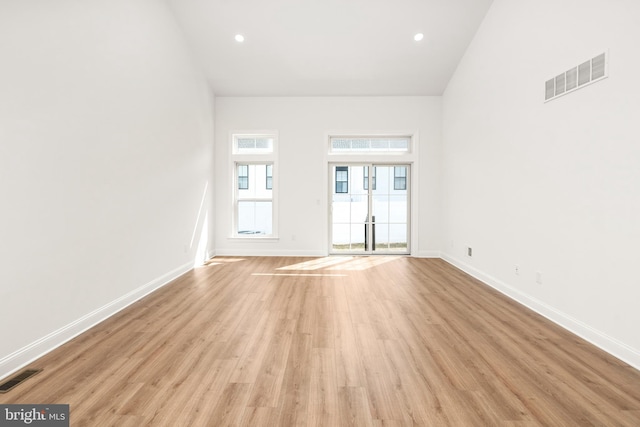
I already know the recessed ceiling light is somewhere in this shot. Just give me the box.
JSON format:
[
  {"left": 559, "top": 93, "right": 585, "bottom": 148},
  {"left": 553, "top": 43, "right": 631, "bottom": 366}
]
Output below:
[
  {"left": 235, "top": 34, "right": 245, "bottom": 43},
  {"left": 414, "top": 33, "right": 424, "bottom": 42}
]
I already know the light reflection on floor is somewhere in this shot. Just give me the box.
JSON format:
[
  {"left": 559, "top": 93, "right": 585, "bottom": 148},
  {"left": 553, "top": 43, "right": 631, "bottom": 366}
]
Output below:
[{"left": 277, "top": 256, "right": 402, "bottom": 272}]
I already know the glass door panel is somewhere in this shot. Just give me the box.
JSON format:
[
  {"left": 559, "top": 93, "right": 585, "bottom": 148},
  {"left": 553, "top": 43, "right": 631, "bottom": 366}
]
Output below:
[
  {"left": 331, "top": 165, "right": 368, "bottom": 252},
  {"left": 331, "top": 164, "right": 409, "bottom": 254},
  {"left": 371, "top": 166, "right": 408, "bottom": 252}
]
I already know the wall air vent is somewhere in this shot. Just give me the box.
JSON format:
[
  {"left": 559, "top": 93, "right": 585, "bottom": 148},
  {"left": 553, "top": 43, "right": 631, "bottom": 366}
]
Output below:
[{"left": 545, "top": 51, "right": 608, "bottom": 102}]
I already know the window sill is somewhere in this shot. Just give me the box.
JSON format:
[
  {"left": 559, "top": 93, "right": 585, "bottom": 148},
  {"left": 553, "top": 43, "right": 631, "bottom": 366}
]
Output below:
[{"left": 228, "top": 236, "right": 279, "bottom": 242}]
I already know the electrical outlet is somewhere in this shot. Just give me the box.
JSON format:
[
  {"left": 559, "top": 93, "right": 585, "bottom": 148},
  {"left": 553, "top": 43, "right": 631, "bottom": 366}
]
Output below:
[
  {"left": 467, "top": 247, "right": 473, "bottom": 257},
  {"left": 515, "top": 265, "right": 520, "bottom": 275}
]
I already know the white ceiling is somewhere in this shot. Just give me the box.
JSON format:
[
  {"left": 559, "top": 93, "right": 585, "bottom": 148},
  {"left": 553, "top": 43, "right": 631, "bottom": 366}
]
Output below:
[{"left": 166, "top": 0, "right": 494, "bottom": 96}]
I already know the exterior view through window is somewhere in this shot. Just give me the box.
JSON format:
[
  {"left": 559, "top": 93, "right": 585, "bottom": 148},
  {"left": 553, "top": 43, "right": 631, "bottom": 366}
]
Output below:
[
  {"left": 331, "top": 164, "right": 409, "bottom": 254},
  {"left": 236, "top": 163, "right": 273, "bottom": 235}
]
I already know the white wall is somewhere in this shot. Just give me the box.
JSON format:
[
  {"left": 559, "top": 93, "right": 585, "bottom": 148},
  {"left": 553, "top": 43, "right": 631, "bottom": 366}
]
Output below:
[
  {"left": 0, "top": 0, "right": 214, "bottom": 378},
  {"left": 442, "top": 0, "right": 640, "bottom": 368},
  {"left": 215, "top": 97, "right": 441, "bottom": 257}
]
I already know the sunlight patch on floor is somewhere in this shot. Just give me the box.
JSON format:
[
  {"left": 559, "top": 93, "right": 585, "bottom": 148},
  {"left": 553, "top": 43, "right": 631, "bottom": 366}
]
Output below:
[
  {"left": 326, "top": 256, "right": 401, "bottom": 271},
  {"left": 252, "top": 273, "right": 347, "bottom": 277},
  {"left": 277, "top": 257, "right": 354, "bottom": 271},
  {"left": 276, "top": 256, "right": 402, "bottom": 272}
]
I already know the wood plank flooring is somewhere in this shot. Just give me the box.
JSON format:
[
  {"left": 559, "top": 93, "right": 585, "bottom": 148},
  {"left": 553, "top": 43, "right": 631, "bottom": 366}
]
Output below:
[{"left": 2, "top": 256, "right": 639, "bottom": 426}]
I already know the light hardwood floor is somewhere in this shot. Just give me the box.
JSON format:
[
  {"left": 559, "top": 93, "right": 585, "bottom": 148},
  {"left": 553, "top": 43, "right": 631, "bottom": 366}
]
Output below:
[{"left": 2, "top": 256, "right": 639, "bottom": 426}]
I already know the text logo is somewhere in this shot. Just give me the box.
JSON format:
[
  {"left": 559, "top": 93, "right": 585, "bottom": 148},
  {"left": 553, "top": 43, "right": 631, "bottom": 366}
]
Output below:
[{"left": 0, "top": 405, "right": 68, "bottom": 426}]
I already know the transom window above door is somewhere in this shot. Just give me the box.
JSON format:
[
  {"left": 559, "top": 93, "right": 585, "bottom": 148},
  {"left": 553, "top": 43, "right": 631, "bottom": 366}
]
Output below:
[{"left": 329, "top": 136, "right": 411, "bottom": 154}]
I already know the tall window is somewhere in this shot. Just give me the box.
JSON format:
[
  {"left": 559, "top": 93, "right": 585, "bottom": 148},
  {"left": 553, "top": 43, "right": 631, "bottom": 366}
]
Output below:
[
  {"left": 232, "top": 133, "right": 277, "bottom": 237},
  {"left": 394, "top": 167, "right": 407, "bottom": 190},
  {"left": 336, "top": 167, "right": 348, "bottom": 193}
]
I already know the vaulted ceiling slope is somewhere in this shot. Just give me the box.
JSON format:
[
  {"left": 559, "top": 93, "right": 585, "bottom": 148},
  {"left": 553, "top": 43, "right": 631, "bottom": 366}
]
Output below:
[{"left": 166, "top": 0, "right": 494, "bottom": 96}]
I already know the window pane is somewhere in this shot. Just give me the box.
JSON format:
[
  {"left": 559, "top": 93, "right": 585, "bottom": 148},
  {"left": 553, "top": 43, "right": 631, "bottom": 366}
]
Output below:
[
  {"left": 266, "top": 164, "right": 273, "bottom": 190},
  {"left": 255, "top": 138, "right": 273, "bottom": 150},
  {"left": 363, "top": 166, "right": 369, "bottom": 190},
  {"left": 350, "top": 224, "right": 365, "bottom": 251},
  {"left": 350, "top": 194, "right": 368, "bottom": 223},
  {"left": 363, "top": 166, "right": 376, "bottom": 190},
  {"left": 389, "top": 139, "right": 409, "bottom": 151},
  {"left": 372, "top": 195, "right": 389, "bottom": 223},
  {"left": 332, "top": 224, "right": 350, "bottom": 250},
  {"left": 389, "top": 224, "right": 407, "bottom": 251},
  {"left": 394, "top": 167, "right": 407, "bottom": 190},
  {"left": 238, "top": 165, "right": 249, "bottom": 190},
  {"left": 329, "top": 137, "right": 410, "bottom": 153},
  {"left": 238, "top": 164, "right": 272, "bottom": 198},
  {"left": 373, "top": 223, "right": 389, "bottom": 250},
  {"left": 237, "top": 138, "right": 255, "bottom": 150},
  {"left": 371, "top": 139, "right": 388, "bottom": 150},
  {"left": 373, "top": 166, "right": 392, "bottom": 194},
  {"left": 238, "top": 201, "right": 272, "bottom": 235},
  {"left": 236, "top": 137, "right": 274, "bottom": 153},
  {"left": 335, "top": 166, "right": 348, "bottom": 193},
  {"left": 351, "top": 139, "right": 370, "bottom": 150},
  {"left": 394, "top": 177, "right": 406, "bottom": 190},
  {"left": 372, "top": 167, "right": 376, "bottom": 190},
  {"left": 331, "top": 139, "right": 350, "bottom": 151},
  {"left": 332, "top": 195, "right": 351, "bottom": 223},
  {"left": 389, "top": 195, "right": 407, "bottom": 222}
]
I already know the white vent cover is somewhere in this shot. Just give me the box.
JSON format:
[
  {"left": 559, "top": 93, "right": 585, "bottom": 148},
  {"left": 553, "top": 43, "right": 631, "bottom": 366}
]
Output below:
[{"left": 545, "top": 52, "right": 608, "bottom": 102}]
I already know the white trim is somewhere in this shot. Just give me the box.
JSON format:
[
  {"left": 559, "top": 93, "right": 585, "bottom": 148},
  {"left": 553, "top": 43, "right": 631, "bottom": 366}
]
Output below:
[
  {"left": 215, "top": 249, "right": 327, "bottom": 257},
  {"left": 409, "top": 131, "right": 419, "bottom": 257},
  {"left": 226, "top": 237, "right": 280, "bottom": 242},
  {"left": 0, "top": 261, "right": 193, "bottom": 382},
  {"left": 441, "top": 252, "right": 640, "bottom": 371},
  {"left": 413, "top": 250, "right": 442, "bottom": 258}
]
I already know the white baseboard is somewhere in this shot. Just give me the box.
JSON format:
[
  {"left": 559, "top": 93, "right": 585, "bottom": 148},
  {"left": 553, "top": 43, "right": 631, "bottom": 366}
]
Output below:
[
  {"left": 441, "top": 252, "right": 640, "bottom": 371},
  {"left": 413, "top": 250, "right": 442, "bottom": 258},
  {"left": 216, "top": 249, "right": 444, "bottom": 258},
  {"left": 214, "top": 249, "right": 328, "bottom": 257},
  {"left": 0, "top": 261, "right": 193, "bottom": 381}
]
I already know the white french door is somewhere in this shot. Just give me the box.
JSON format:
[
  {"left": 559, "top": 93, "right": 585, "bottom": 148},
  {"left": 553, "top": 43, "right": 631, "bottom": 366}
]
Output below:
[{"left": 330, "top": 164, "right": 410, "bottom": 255}]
